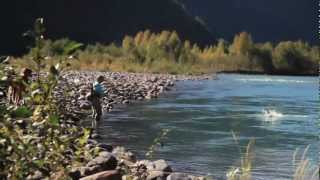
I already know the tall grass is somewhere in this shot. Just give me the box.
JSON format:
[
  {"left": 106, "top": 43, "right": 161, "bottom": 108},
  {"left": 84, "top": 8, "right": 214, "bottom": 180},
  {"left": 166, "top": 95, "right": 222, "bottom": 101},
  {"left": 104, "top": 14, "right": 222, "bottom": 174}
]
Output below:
[
  {"left": 293, "top": 146, "right": 319, "bottom": 180},
  {"left": 227, "top": 131, "right": 255, "bottom": 180},
  {"left": 227, "top": 131, "right": 318, "bottom": 180}
]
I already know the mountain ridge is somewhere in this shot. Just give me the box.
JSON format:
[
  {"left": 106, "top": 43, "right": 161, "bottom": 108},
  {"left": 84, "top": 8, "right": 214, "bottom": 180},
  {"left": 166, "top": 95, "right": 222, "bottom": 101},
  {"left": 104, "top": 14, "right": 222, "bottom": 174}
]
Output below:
[
  {"left": 0, "top": 0, "right": 214, "bottom": 55},
  {"left": 179, "top": 0, "right": 317, "bottom": 44}
]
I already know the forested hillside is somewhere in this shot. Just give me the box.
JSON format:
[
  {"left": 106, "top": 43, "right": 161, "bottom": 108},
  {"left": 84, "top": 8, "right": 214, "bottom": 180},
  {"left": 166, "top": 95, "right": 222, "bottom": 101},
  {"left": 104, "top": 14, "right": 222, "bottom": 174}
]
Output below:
[
  {"left": 180, "top": 0, "right": 316, "bottom": 43},
  {"left": 0, "top": 0, "right": 214, "bottom": 55}
]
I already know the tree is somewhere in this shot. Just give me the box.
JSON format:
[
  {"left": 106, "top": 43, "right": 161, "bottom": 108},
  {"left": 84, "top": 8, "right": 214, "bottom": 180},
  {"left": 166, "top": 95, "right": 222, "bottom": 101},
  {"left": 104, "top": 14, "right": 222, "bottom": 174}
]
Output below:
[
  {"left": 167, "top": 31, "right": 182, "bottom": 61},
  {"left": 122, "top": 36, "right": 135, "bottom": 52},
  {"left": 214, "top": 39, "right": 228, "bottom": 57},
  {"left": 230, "top": 32, "right": 254, "bottom": 56},
  {"left": 141, "top": 30, "right": 151, "bottom": 46},
  {"left": 134, "top": 31, "right": 144, "bottom": 46},
  {"left": 156, "top": 31, "right": 171, "bottom": 47},
  {"left": 272, "top": 41, "right": 311, "bottom": 73},
  {"left": 184, "top": 40, "right": 191, "bottom": 50}
]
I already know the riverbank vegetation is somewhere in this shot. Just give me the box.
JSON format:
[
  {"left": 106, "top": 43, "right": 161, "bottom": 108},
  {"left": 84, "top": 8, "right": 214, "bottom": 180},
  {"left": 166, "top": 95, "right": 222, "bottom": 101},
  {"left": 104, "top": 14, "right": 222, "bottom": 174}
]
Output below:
[
  {"left": 0, "top": 19, "right": 96, "bottom": 179},
  {"left": 11, "top": 30, "right": 319, "bottom": 75}
]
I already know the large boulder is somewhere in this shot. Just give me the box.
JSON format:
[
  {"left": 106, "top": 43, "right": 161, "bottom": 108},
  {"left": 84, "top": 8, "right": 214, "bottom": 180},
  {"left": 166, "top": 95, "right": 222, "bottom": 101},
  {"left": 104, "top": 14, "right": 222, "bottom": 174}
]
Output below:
[
  {"left": 112, "top": 146, "right": 137, "bottom": 163},
  {"left": 148, "top": 160, "right": 172, "bottom": 173},
  {"left": 86, "top": 152, "right": 118, "bottom": 172},
  {"left": 147, "top": 171, "right": 166, "bottom": 180},
  {"left": 134, "top": 159, "right": 172, "bottom": 180},
  {"left": 135, "top": 159, "right": 172, "bottom": 173},
  {"left": 80, "top": 170, "right": 121, "bottom": 180}
]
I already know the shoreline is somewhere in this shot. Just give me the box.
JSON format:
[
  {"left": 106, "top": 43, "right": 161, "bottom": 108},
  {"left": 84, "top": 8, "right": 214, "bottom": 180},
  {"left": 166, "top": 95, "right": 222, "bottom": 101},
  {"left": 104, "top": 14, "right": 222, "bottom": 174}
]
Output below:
[
  {"left": 56, "top": 71, "right": 215, "bottom": 117},
  {"left": 54, "top": 71, "right": 214, "bottom": 180},
  {"left": 217, "top": 70, "right": 318, "bottom": 77}
]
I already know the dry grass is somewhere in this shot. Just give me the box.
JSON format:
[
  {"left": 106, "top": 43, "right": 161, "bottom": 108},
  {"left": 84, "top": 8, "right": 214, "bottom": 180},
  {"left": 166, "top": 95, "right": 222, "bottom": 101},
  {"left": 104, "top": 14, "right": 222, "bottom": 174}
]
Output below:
[
  {"left": 227, "top": 132, "right": 255, "bottom": 180},
  {"left": 227, "top": 131, "right": 318, "bottom": 180},
  {"left": 293, "top": 146, "right": 319, "bottom": 180},
  {"left": 10, "top": 54, "right": 214, "bottom": 75}
]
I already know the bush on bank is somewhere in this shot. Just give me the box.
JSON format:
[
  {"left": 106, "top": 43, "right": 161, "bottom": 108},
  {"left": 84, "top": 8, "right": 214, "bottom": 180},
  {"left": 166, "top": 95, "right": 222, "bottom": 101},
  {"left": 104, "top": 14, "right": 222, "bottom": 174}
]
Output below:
[{"left": 0, "top": 19, "right": 95, "bottom": 179}]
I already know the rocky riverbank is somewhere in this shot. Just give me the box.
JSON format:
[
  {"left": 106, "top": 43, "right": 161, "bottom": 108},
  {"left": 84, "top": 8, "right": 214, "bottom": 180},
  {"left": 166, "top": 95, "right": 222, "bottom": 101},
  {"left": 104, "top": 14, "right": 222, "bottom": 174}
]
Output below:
[
  {"left": 68, "top": 140, "right": 207, "bottom": 180},
  {"left": 53, "top": 71, "right": 214, "bottom": 180},
  {"left": 54, "top": 71, "right": 214, "bottom": 124}
]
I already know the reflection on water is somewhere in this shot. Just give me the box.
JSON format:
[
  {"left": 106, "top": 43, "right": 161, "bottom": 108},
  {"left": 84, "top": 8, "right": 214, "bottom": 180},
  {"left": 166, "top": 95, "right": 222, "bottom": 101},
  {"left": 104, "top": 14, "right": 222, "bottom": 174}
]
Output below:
[{"left": 99, "top": 74, "right": 318, "bottom": 180}]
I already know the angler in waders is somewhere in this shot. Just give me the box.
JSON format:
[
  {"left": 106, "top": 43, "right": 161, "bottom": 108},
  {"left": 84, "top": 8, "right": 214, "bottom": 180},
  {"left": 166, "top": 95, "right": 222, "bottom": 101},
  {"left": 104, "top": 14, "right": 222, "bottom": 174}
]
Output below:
[{"left": 87, "top": 75, "right": 106, "bottom": 129}]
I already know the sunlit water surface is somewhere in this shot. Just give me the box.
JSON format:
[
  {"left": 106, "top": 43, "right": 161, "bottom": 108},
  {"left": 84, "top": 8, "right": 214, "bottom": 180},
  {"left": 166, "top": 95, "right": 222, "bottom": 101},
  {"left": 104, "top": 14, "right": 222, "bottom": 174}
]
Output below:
[{"left": 98, "top": 74, "right": 318, "bottom": 180}]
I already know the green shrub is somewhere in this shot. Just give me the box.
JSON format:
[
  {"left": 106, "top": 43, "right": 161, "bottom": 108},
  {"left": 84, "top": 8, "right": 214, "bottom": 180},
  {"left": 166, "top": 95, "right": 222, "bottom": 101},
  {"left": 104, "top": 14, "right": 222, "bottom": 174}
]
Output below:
[
  {"left": 273, "top": 41, "right": 317, "bottom": 74},
  {"left": 10, "top": 106, "right": 33, "bottom": 118},
  {"left": 0, "top": 18, "right": 94, "bottom": 179}
]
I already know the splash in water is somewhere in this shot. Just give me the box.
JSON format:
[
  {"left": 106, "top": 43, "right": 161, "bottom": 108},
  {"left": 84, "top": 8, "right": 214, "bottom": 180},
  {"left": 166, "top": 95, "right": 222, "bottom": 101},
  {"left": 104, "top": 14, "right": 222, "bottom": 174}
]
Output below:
[{"left": 262, "top": 108, "right": 284, "bottom": 121}]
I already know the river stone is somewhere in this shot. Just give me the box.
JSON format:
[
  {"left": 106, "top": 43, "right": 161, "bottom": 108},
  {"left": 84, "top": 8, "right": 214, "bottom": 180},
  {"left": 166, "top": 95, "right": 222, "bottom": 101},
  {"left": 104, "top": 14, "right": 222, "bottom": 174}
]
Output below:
[
  {"left": 85, "top": 144, "right": 95, "bottom": 150},
  {"left": 148, "top": 160, "right": 172, "bottom": 173},
  {"left": 166, "top": 173, "right": 197, "bottom": 180},
  {"left": 147, "top": 171, "right": 166, "bottom": 180},
  {"left": 87, "top": 139, "right": 98, "bottom": 145},
  {"left": 150, "top": 77, "right": 158, "bottom": 82},
  {"left": 80, "top": 170, "right": 121, "bottom": 180},
  {"left": 91, "top": 133, "right": 100, "bottom": 139},
  {"left": 119, "top": 159, "right": 135, "bottom": 167},
  {"left": 80, "top": 166, "right": 100, "bottom": 177},
  {"left": 86, "top": 153, "right": 118, "bottom": 171},
  {"left": 137, "top": 96, "right": 144, "bottom": 100},
  {"left": 98, "top": 143, "right": 113, "bottom": 152},
  {"left": 134, "top": 160, "right": 151, "bottom": 167},
  {"left": 158, "top": 86, "right": 164, "bottom": 93},
  {"left": 26, "top": 170, "right": 43, "bottom": 180},
  {"left": 80, "top": 101, "right": 91, "bottom": 109},
  {"left": 69, "top": 167, "right": 82, "bottom": 180},
  {"left": 112, "top": 147, "right": 137, "bottom": 163},
  {"left": 15, "top": 119, "right": 27, "bottom": 129}
]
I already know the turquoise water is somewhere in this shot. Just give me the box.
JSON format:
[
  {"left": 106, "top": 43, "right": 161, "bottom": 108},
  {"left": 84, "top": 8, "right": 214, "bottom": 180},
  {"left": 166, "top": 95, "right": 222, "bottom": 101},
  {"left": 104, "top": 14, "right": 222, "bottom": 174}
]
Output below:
[{"left": 99, "top": 74, "right": 318, "bottom": 180}]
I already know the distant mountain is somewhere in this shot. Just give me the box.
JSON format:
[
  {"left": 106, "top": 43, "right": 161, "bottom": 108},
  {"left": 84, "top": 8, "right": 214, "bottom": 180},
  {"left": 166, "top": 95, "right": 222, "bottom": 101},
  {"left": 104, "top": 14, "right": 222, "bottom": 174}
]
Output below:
[
  {"left": 0, "top": 0, "right": 214, "bottom": 55},
  {"left": 180, "top": 0, "right": 317, "bottom": 44}
]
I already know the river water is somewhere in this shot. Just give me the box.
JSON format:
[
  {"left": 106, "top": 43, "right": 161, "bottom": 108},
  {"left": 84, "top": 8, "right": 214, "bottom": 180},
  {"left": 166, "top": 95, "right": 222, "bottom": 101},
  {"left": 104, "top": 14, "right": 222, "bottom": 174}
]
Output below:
[{"left": 99, "top": 74, "right": 318, "bottom": 180}]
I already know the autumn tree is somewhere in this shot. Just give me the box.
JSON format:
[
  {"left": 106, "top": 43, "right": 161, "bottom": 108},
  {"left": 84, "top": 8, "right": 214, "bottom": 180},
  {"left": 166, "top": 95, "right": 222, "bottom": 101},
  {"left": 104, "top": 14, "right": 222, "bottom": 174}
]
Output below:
[
  {"left": 214, "top": 39, "right": 228, "bottom": 57},
  {"left": 230, "top": 32, "right": 254, "bottom": 56},
  {"left": 122, "top": 35, "right": 135, "bottom": 52}
]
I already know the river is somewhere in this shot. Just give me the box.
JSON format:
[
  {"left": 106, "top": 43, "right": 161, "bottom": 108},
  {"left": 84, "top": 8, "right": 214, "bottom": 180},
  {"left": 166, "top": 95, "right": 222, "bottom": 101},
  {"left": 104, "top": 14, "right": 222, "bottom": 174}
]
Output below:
[{"left": 99, "top": 74, "right": 318, "bottom": 180}]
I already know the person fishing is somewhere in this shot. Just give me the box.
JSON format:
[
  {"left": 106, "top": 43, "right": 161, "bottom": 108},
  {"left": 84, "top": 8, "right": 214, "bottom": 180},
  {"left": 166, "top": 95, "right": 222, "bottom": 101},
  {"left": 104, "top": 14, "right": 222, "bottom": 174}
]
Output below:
[
  {"left": 7, "top": 68, "right": 33, "bottom": 106},
  {"left": 87, "top": 75, "right": 106, "bottom": 129}
]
